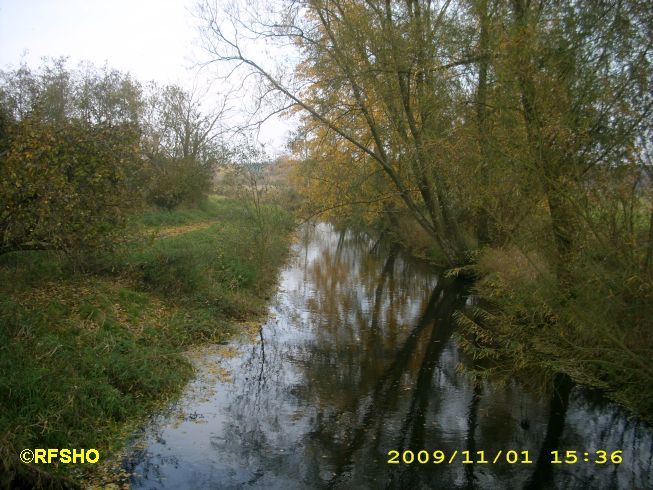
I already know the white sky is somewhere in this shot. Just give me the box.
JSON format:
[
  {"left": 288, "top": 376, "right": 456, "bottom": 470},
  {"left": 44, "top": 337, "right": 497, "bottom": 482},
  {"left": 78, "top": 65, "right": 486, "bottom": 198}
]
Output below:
[{"left": 0, "top": 0, "right": 292, "bottom": 152}]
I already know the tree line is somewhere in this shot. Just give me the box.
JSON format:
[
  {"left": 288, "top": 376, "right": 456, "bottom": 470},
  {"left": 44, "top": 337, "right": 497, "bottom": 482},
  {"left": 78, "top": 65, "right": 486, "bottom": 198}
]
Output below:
[
  {"left": 0, "top": 59, "right": 224, "bottom": 256},
  {"left": 198, "top": 0, "right": 652, "bottom": 272}
]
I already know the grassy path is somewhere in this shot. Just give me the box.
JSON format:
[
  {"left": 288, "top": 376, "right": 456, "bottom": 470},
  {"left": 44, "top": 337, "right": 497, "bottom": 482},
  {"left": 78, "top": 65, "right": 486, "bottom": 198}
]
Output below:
[{"left": 153, "top": 221, "right": 217, "bottom": 239}]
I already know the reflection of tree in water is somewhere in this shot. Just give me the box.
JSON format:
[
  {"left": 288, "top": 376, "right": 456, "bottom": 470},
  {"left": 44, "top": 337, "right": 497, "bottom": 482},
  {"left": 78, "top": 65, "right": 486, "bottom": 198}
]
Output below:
[
  {"left": 122, "top": 401, "right": 186, "bottom": 486},
  {"left": 301, "top": 226, "right": 438, "bottom": 410},
  {"left": 125, "top": 223, "right": 653, "bottom": 490},
  {"left": 327, "top": 277, "right": 468, "bottom": 488},
  {"left": 292, "top": 225, "right": 653, "bottom": 489},
  {"left": 524, "top": 374, "right": 572, "bottom": 490},
  {"left": 210, "top": 223, "right": 457, "bottom": 486},
  {"left": 287, "top": 224, "right": 473, "bottom": 486}
]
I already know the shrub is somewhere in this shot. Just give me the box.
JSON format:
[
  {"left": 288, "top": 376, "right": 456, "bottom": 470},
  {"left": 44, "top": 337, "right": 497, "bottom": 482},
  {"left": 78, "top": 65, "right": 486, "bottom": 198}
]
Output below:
[
  {"left": 0, "top": 117, "right": 141, "bottom": 255},
  {"left": 145, "top": 156, "right": 214, "bottom": 210}
]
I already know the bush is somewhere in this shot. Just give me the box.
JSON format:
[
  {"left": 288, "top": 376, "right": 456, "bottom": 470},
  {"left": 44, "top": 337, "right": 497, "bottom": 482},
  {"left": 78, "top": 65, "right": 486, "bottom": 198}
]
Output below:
[
  {"left": 145, "top": 156, "right": 214, "bottom": 210},
  {"left": 0, "top": 117, "right": 142, "bottom": 255}
]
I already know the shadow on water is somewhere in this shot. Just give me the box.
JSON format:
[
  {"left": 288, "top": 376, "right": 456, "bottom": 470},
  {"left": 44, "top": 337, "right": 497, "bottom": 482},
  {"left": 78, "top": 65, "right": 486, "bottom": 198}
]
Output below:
[
  {"left": 327, "top": 276, "right": 467, "bottom": 489},
  {"left": 524, "top": 374, "right": 573, "bottom": 490},
  {"left": 123, "top": 222, "right": 653, "bottom": 490}
]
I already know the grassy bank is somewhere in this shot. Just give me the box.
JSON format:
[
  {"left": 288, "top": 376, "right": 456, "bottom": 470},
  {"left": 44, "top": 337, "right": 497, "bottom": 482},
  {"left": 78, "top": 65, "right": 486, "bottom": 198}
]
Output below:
[
  {"left": 455, "top": 246, "right": 653, "bottom": 425},
  {"left": 0, "top": 196, "right": 294, "bottom": 488}
]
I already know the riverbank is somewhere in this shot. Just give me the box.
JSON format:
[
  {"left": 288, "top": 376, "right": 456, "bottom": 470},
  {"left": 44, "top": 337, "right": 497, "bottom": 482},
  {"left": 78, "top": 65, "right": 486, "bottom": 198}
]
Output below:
[
  {"left": 0, "top": 196, "right": 294, "bottom": 488},
  {"left": 358, "top": 216, "right": 653, "bottom": 426},
  {"left": 454, "top": 245, "right": 653, "bottom": 426}
]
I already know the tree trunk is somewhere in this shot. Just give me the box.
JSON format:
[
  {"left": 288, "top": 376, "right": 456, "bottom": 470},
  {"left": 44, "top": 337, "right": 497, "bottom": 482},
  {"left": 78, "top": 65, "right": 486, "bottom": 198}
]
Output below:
[
  {"left": 511, "top": 0, "right": 576, "bottom": 288},
  {"left": 646, "top": 194, "right": 653, "bottom": 274},
  {"left": 475, "top": 0, "right": 491, "bottom": 247}
]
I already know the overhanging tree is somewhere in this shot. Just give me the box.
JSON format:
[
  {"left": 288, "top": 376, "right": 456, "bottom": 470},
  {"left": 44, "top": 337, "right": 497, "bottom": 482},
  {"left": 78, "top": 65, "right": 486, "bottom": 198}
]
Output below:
[{"left": 196, "top": 0, "right": 481, "bottom": 264}]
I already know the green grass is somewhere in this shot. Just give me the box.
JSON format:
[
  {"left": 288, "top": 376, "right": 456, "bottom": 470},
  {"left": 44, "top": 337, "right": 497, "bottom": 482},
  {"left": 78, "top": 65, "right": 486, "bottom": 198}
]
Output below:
[
  {"left": 136, "top": 195, "right": 250, "bottom": 228},
  {"left": 0, "top": 197, "right": 294, "bottom": 487}
]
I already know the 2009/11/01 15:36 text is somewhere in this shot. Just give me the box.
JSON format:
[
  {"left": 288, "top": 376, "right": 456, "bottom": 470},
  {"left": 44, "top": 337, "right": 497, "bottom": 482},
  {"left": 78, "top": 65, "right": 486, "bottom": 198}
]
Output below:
[{"left": 386, "top": 450, "right": 623, "bottom": 465}]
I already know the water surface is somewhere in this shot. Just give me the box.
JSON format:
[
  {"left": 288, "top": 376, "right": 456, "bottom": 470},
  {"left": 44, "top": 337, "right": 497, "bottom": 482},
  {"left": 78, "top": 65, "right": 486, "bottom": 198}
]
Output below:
[{"left": 124, "top": 223, "right": 653, "bottom": 489}]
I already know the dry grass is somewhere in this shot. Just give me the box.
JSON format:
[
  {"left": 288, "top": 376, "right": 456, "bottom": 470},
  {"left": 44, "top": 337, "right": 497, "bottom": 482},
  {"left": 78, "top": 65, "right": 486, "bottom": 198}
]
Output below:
[{"left": 477, "top": 246, "right": 551, "bottom": 285}]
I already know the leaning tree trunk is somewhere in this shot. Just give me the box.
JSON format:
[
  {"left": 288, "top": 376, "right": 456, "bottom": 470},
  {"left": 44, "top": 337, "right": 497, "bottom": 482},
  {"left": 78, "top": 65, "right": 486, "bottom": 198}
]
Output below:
[
  {"left": 475, "top": 0, "right": 492, "bottom": 247},
  {"left": 646, "top": 193, "right": 653, "bottom": 274},
  {"left": 511, "top": 0, "right": 576, "bottom": 290}
]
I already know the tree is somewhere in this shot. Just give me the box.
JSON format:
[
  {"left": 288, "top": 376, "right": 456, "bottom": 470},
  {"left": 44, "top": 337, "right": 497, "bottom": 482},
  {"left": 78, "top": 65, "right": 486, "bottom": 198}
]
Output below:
[
  {"left": 197, "top": 0, "right": 481, "bottom": 264},
  {"left": 502, "top": 0, "right": 653, "bottom": 283},
  {"left": 74, "top": 61, "right": 142, "bottom": 126},
  {"left": 197, "top": 0, "right": 653, "bottom": 277},
  {"left": 288, "top": 123, "right": 403, "bottom": 228},
  {"left": 141, "top": 83, "right": 225, "bottom": 208},
  {"left": 0, "top": 60, "right": 143, "bottom": 255},
  {"left": 0, "top": 58, "right": 142, "bottom": 126},
  {"left": 222, "top": 142, "right": 271, "bottom": 226}
]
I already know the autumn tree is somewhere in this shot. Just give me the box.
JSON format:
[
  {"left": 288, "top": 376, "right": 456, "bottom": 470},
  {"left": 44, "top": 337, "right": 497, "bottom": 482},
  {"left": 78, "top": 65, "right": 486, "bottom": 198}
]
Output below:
[
  {"left": 288, "top": 123, "right": 404, "bottom": 230},
  {"left": 455, "top": 0, "right": 653, "bottom": 417},
  {"left": 0, "top": 58, "right": 142, "bottom": 126},
  {"left": 496, "top": 0, "right": 653, "bottom": 284},
  {"left": 74, "top": 61, "right": 143, "bottom": 126},
  {"left": 0, "top": 117, "right": 140, "bottom": 255},
  {"left": 197, "top": 0, "right": 485, "bottom": 264},
  {"left": 197, "top": 0, "right": 652, "bottom": 275},
  {"left": 141, "top": 83, "right": 225, "bottom": 209},
  {"left": 0, "top": 60, "right": 142, "bottom": 254}
]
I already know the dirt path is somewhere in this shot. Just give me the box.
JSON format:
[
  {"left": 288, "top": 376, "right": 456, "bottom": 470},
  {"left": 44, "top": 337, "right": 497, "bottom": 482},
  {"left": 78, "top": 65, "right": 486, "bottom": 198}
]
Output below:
[{"left": 153, "top": 221, "right": 218, "bottom": 239}]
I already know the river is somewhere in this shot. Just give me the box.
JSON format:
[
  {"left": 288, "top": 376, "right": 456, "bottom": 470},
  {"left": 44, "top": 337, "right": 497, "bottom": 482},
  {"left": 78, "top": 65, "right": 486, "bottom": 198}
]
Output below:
[{"left": 122, "top": 222, "right": 653, "bottom": 489}]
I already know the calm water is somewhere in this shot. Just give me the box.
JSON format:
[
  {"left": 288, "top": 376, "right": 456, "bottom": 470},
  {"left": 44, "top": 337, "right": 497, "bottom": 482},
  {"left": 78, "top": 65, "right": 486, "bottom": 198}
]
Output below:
[{"left": 123, "top": 223, "right": 653, "bottom": 489}]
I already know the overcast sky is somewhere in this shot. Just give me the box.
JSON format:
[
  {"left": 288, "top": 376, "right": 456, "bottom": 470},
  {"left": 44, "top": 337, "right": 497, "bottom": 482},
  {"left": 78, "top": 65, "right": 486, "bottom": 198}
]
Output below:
[{"left": 0, "top": 0, "right": 291, "bottom": 151}]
